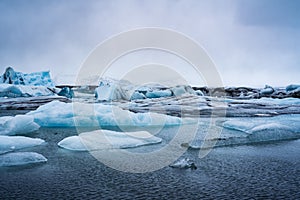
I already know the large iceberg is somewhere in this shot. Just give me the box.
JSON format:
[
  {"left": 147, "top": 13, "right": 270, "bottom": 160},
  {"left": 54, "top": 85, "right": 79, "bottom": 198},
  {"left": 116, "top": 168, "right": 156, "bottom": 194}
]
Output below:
[
  {"left": 0, "top": 135, "right": 44, "bottom": 154},
  {"left": 0, "top": 67, "right": 54, "bottom": 87},
  {"left": 58, "top": 130, "right": 162, "bottom": 151},
  {"left": 0, "top": 67, "right": 74, "bottom": 98},
  {"left": 0, "top": 115, "right": 40, "bottom": 136},
  {"left": 27, "top": 100, "right": 192, "bottom": 128},
  {"left": 0, "top": 152, "right": 47, "bottom": 167}
]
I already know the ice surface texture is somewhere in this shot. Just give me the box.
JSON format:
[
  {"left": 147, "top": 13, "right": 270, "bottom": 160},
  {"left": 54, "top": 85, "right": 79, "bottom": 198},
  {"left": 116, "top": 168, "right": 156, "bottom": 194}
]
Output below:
[{"left": 58, "top": 130, "right": 162, "bottom": 151}]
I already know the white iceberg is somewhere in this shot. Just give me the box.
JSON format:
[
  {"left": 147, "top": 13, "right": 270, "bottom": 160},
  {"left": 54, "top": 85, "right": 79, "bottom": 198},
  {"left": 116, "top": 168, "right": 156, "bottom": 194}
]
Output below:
[
  {"left": 27, "top": 100, "right": 191, "bottom": 127},
  {"left": 58, "top": 130, "right": 162, "bottom": 151},
  {"left": 95, "top": 78, "right": 134, "bottom": 101},
  {"left": 0, "top": 136, "right": 44, "bottom": 154},
  {"left": 0, "top": 152, "right": 47, "bottom": 167},
  {"left": 0, "top": 115, "right": 40, "bottom": 136}
]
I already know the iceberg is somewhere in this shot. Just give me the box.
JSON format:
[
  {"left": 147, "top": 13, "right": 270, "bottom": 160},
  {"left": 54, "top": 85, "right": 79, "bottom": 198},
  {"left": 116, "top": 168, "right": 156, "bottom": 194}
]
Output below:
[
  {"left": 58, "top": 130, "right": 162, "bottom": 151},
  {"left": 94, "top": 78, "right": 200, "bottom": 101},
  {"left": 95, "top": 78, "right": 133, "bottom": 101},
  {"left": 0, "top": 67, "right": 54, "bottom": 87},
  {"left": 286, "top": 84, "right": 300, "bottom": 92},
  {"left": 0, "top": 136, "right": 44, "bottom": 154},
  {"left": 0, "top": 67, "right": 74, "bottom": 99},
  {"left": 260, "top": 85, "right": 274, "bottom": 96},
  {"left": 0, "top": 152, "right": 47, "bottom": 167},
  {"left": 27, "top": 100, "right": 191, "bottom": 127},
  {"left": 0, "top": 115, "right": 40, "bottom": 136}
]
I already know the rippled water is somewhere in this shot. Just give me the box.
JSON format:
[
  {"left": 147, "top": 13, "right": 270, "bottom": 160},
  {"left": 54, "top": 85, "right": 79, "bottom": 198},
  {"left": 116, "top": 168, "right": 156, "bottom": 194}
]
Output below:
[{"left": 0, "top": 126, "right": 300, "bottom": 199}]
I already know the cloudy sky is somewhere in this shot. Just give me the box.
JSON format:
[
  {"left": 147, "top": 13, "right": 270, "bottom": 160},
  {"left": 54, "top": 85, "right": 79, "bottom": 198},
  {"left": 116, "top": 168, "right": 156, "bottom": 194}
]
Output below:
[{"left": 0, "top": 0, "right": 299, "bottom": 87}]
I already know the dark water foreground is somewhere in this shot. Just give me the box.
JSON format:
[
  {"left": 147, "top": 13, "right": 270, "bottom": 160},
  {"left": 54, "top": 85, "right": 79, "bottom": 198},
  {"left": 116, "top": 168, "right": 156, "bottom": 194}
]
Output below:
[{"left": 0, "top": 126, "right": 300, "bottom": 200}]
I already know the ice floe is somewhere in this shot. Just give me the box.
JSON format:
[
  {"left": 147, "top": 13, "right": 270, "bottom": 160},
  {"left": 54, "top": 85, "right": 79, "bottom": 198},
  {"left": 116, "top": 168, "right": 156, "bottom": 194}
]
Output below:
[
  {"left": 186, "top": 114, "right": 300, "bottom": 149},
  {"left": 0, "top": 115, "right": 40, "bottom": 136},
  {"left": 0, "top": 136, "right": 44, "bottom": 154},
  {"left": 0, "top": 152, "right": 47, "bottom": 167},
  {"left": 58, "top": 130, "right": 162, "bottom": 151},
  {"left": 27, "top": 100, "right": 192, "bottom": 127}
]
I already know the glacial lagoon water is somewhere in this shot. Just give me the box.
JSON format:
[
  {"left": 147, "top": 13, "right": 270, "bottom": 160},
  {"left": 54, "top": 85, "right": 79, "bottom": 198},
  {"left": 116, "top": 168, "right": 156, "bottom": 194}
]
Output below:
[{"left": 0, "top": 124, "right": 299, "bottom": 199}]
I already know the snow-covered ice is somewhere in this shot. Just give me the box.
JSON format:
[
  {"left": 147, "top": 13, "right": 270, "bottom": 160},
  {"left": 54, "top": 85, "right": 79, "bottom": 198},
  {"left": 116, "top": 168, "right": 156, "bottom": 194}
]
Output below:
[
  {"left": 0, "top": 136, "right": 44, "bottom": 154},
  {"left": 0, "top": 152, "right": 47, "bottom": 167},
  {"left": 58, "top": 130, "right": 162, "bottom": 151},
  {"left": 0, "top": 115, "right": 40, "bottom": 136}
]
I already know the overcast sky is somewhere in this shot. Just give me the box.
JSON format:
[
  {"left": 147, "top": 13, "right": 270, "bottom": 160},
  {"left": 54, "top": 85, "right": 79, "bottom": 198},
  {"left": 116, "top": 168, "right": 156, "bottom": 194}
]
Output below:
[{"left": 0, "top": 0, "right": 299, "bottom": 87}]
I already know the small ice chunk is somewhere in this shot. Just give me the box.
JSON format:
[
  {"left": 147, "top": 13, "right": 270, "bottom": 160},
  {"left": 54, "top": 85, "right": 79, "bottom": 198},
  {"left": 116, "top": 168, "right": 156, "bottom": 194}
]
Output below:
[
  {"left": 58, "top": 130, "right": 162, "bottom": 151},
  {"left": 169, "top": 158, "right": 197, "bottom": 169},
  {"left": 0, "top": 136, "right": 45, "bottom": 154},
  {"left": 0, "top": 115, "right": 40, "bottom": 136},
  {"left": 0, "top": 152, "right": 47, "bottom": 167}
]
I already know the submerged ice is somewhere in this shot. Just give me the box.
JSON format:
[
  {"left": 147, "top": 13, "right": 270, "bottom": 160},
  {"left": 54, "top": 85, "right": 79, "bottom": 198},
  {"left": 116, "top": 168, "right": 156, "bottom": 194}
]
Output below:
[{"left": 58, "top": 130, "right": 162, "bottom": 151}]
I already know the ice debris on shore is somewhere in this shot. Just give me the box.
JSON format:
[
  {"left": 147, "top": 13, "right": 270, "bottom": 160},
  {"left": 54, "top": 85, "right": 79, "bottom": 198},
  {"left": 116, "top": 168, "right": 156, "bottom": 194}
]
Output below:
[{"left": 58, "top": 130, "right": 162, "bottom": 151}]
